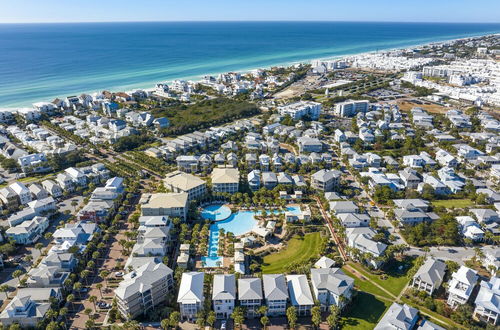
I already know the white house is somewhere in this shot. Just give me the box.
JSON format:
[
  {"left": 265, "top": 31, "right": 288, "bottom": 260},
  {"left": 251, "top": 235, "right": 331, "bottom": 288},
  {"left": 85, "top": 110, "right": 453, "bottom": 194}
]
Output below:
[
  {"left": 310, "top": 268, "right": 354, "bottom": 311},
  {"left": 473, "top": 276, "right": 500, "bottom": 325},
  {"left": 263, "top": 274, "right": 288, "bottom": 316},
  {"left": 212, "top": 274, "right": 236, "bottom": 319},
  {"left": 177, "top": 272, "right": 205, "bottom": 321},
  {"left": 447, "top": 266, "right": 478, "bottom": 308}
]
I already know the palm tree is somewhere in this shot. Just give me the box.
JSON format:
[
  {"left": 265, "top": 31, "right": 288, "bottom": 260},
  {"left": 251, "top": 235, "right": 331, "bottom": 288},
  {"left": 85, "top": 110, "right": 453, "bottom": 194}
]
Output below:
[
  {"left": 81, "top": 270, "right": 91, "bottom": 285},
  {"left": 286, "top": 306, "right": 298, "bottom": 329},
  {"left": 73, "top": 282, "right": 83, "bottom": 298},
  {"left": 71, "top": 200, "right": 79, "bottom": 212},
  {"left": 0, "top": 284, "right": 10, "bottom": 300},
  {"left": 89, "top": 295, "right": 98, "bottom": 313},
  {"left": 66, "top": 294, "right": 75, "bottom": 311},
  {"left": 85, "top": 319, "right": 95, "bottom": 329},
  {"left": 35, "top": 242, "right": 44, "bottom": 255},
  {"left": 59, "top": 307, "right": 68, "bottom": 328},
  {"left": 260, "top": 316, "right": 269, "bottom": 329},
  {"left": 161, "top": 318, "right": 169, "bottom": 330},
  {"left": 12, "top": 269, "right": 24, "bottom": 282},
  {"left": 84, "top": 307, "right": 93, "bottom": 319},
  {"left": 169, "top": 311, "right": 181, "bottom": 329},
  {"left": 312, "top": 305, "right": 322, "bottom": 329},
  {"left": 96, "top": 283, "right": 103, "bottom": 298}
]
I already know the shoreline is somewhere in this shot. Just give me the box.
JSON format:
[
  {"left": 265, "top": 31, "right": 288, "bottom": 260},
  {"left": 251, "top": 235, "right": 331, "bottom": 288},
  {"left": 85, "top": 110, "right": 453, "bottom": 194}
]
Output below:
[{"left": 1, "top": 31, "right": 499, "bottom": 109}]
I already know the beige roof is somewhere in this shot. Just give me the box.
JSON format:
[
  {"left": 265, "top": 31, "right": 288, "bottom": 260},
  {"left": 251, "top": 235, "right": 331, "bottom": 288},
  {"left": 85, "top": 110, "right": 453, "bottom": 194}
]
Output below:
[
  {"left": 211, "top": 168, "right": 240, "bottom": 184},
  {"left": 144, "top": 193, "right": 188, "bottom": 208},
  {"left": 163, "top": 171, "right": 205, "bottom": 191}
]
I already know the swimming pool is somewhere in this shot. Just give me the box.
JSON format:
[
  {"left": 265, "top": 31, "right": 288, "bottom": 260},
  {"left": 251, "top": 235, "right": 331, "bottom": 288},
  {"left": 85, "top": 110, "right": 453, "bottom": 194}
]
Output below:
[
  {"left": 201, "top": 205, "right": 301, "bottom": 268},
  {"left": 201, "top": 204, "right": 232, "bottom": 221}
]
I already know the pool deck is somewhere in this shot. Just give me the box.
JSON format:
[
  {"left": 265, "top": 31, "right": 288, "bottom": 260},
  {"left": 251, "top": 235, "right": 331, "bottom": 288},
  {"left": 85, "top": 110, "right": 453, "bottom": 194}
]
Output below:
[{"left": 199, "top": 204, "right": 303, "bottom": 269}]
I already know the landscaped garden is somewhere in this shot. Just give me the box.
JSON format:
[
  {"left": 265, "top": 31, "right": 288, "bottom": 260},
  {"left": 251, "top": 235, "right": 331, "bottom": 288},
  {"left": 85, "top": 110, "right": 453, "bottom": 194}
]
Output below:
[
  {"left": 431, "top": 198, "right": 474, "bottom": 209},
  {"left": 261, "top": 232, "right": 322, "bottom": 274},
  {"left": 341, "top": 292, "right": 391, "bottom": 330},
  {"left": 347, "top": 258, "right": 415, "bottom": 297}
]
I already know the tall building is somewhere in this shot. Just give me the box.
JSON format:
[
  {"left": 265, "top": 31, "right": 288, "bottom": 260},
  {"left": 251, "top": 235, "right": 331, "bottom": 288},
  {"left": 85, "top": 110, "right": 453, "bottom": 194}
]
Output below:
[{"left": 115, "top": 262, "right": 174, "bottom": 319}]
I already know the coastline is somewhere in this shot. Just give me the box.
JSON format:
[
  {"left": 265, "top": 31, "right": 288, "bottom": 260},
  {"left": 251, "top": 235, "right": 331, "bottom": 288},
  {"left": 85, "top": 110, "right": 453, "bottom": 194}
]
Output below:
[{"left": 1, "top": 30, "right": 499, "bottom": 109}]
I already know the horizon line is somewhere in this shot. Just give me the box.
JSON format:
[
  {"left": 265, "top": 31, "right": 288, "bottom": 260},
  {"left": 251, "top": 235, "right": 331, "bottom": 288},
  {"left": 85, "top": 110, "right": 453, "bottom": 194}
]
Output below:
[{"left": 1, "top": 19, "right": 500, "bottom": 25}]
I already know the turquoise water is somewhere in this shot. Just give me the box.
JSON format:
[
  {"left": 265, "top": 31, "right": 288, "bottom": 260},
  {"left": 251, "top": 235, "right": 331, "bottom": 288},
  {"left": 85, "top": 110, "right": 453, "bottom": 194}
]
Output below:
[
  {"left": 1, "top": 22, "right": 500, "bottom": 107},
  {"left": 202, "top": 205, "right": 300, "bottom": 267},
  {"left": 200, "top": 204, "right": 232, "bottom": 221}
]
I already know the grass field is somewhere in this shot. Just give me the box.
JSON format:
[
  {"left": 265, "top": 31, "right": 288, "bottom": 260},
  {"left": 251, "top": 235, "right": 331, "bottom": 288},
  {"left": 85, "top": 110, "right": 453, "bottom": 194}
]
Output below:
[
  {"left": 348, "top": 258, "right": 415, "bottom": 297},
  {"left": 341, "top": 268, "right": 393, "bottom": 300},
  {"left": 431, "top": 199, "right": 474, "bottom": 209},
  {"left": 261, "top": 233, "right": 321, "bottom": 274},
  {"left": 341, "top": 292, "right": 391, "bottom": 330}
]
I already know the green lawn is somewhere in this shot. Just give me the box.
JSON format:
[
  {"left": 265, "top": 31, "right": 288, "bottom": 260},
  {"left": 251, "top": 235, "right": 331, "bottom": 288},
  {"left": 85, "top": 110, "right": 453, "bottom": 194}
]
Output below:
[
  {"left": 341, "top": 268, "right": 393, "bottom": 300},
  {"left": 431, "top": 199, "right": 474, "bottom": 209},
  {"left": 261, "top": 233, "right": 321, "bottom": 274},
  {"left": 341, "top": 292, "right": 391, "bottom": 330},
  {"left": 348, "top": 258, "right": 414, "bottom": 297}
]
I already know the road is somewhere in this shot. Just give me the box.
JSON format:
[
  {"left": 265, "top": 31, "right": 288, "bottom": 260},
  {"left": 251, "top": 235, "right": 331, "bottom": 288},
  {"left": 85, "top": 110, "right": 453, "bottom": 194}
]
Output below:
[{"left": 407, "top": 246, "right": 484, "bottom": 264}]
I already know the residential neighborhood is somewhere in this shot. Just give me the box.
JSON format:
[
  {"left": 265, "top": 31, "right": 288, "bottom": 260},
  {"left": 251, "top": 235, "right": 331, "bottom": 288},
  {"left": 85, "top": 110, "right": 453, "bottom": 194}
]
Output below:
[{"left": 0, "top": 32, "right": 498, "bottom": 330}]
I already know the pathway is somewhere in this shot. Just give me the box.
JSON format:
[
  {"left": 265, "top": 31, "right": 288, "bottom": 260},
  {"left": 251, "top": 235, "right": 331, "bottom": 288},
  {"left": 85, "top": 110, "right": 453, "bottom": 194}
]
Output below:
[{"left": 314, "top": 196, "right": 348, "bottom": 261}]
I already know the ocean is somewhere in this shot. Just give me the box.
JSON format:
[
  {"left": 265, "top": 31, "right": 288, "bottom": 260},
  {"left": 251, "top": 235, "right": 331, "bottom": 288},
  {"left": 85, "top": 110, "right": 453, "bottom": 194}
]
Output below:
[{"left": 0, "top": 21, "right": 499, "bottom": 107}]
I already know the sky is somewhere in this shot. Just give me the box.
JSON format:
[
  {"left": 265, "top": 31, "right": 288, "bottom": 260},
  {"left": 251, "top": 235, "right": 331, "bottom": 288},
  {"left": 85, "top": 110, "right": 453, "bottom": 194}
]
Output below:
[{"left": 1, "top": 0, "right": 499, "bottom": 24}]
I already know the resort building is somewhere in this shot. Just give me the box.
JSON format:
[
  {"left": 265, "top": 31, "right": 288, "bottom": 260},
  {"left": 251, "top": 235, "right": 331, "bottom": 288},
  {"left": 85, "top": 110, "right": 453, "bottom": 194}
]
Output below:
[
  {"left": 263, "top": 274, "right": 289, "bottom": 316},
  {"left": 311, "top": 169, "right": 341, "bottom": 192},
  {"left": 212, "top": 274, "right": 236, "bottom": 319},
  {"left": 310, "top": 268, "right": 355, "bottom": 310},
  {"left": 6, "top": 216, "right": 49, "bottom": 245},
  {"left": 286, "top": 274, "right": 314, "bottom": 316},
  {"left": 0, "top": 296, "right": 50, "bottom": 328},
  {"left": 163, "top": 171, "right": 207, "bottom": 201},
  {"left": 115, "top": 261, "right": 174, "bottom": 319},
  {"left": 335, "top": 100, "right": 369, "bottom": 117},
  {"left": 447, "top": 266, "right": 479, "bottom": 308},
  {"left": 178, "top": 272, "right": 205, "bottom": 321},
  {"left": 374, "top": 302, "right": 419, "bottom": 330},
  {"left": 238, "top": 277, "right": 263, "bottom": 318},
  {"left": 140, "top": 193, "right": 188, "bottom": 221},
  {"left": 473, "top": 276, "right": 500, "bottom": 325},
  {"left": 278, "top": 101, "right": 322, "bottom": 120},
  {"left": 211, "top": 167, "right": 240, "bottom": 194},
  {"left": 412, "top": 258, "right": 447, "bottom": 295}
]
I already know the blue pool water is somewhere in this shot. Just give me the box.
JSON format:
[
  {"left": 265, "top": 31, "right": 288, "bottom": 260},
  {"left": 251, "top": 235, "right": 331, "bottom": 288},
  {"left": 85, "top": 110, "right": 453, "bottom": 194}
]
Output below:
[
  {"left": 200, "top": 204, "right": 232, "bottom": 221},
  {"left": 202, "top": 206, "right": 300, "bottom": 267}
]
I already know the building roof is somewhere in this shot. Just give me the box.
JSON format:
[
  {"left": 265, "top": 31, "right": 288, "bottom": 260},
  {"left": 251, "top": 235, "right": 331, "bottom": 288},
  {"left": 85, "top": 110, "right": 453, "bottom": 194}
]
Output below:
[
  {"left": 310, "top": 268, "right": 354, "bottom": 296},
  {"left": 314, "top": 256, "right": 336, "bottom": 269},
  {"left": 211, "top": 167, "right": 240, "bottom": 184},
  {"left": 163, "top": 171, "right": 206, "bottom": 191},
  {"left": 286, "top": 274, "right": 314, "bottom": 306},
  {"left": 177, "top": 272, "right": 204, "bottom": 304},
  {"left": 312, "top": 169, "right": 341, "bottom": 182},
  {"left": 474, "top": 276, "right": 500, "bottom": 315},
  {"left": 143, "top": 193, "right": 188, "bottom": 209},
  {"left": 263, "top": 274, "right": 288, "bottom": 301},
  {"left": 115, "top": 261, "right": 173, "bottom": 300},
  {"left": 238, "top": 277, "right": 263, "bottom": 301},
  {"left": 413, "top": 258, "right": 446, "bottom": 287},
  {"left": 374, "top": 302, "right": 418, "bottom": 330},
  {"left": 212, "top": 274, "right": 236, "bottom": 301},
  {"left": 417, "top": 319, "right": 445, "bottom": 330}
]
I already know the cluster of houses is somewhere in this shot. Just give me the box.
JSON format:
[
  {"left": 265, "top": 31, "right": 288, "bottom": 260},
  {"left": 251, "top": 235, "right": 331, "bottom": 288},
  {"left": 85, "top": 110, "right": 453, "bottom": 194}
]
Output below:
[
  {"left": 411, "top": 257, "right": 500, "bottom": 326},
  {"left": 0, "top": 176, "right": 124, "bottom": 327},
  {"left": 0, "top": 124, "right": 77, "bottom": 173}
]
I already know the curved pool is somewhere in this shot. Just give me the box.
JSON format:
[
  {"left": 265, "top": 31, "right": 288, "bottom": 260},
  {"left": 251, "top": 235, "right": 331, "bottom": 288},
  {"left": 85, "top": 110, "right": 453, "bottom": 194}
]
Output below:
[
  {"left": 201, "top": 204, "right": 232, "bottom": 221},
  {"left": 201, "top": 206, "right": 301, "bottom": 268}
]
